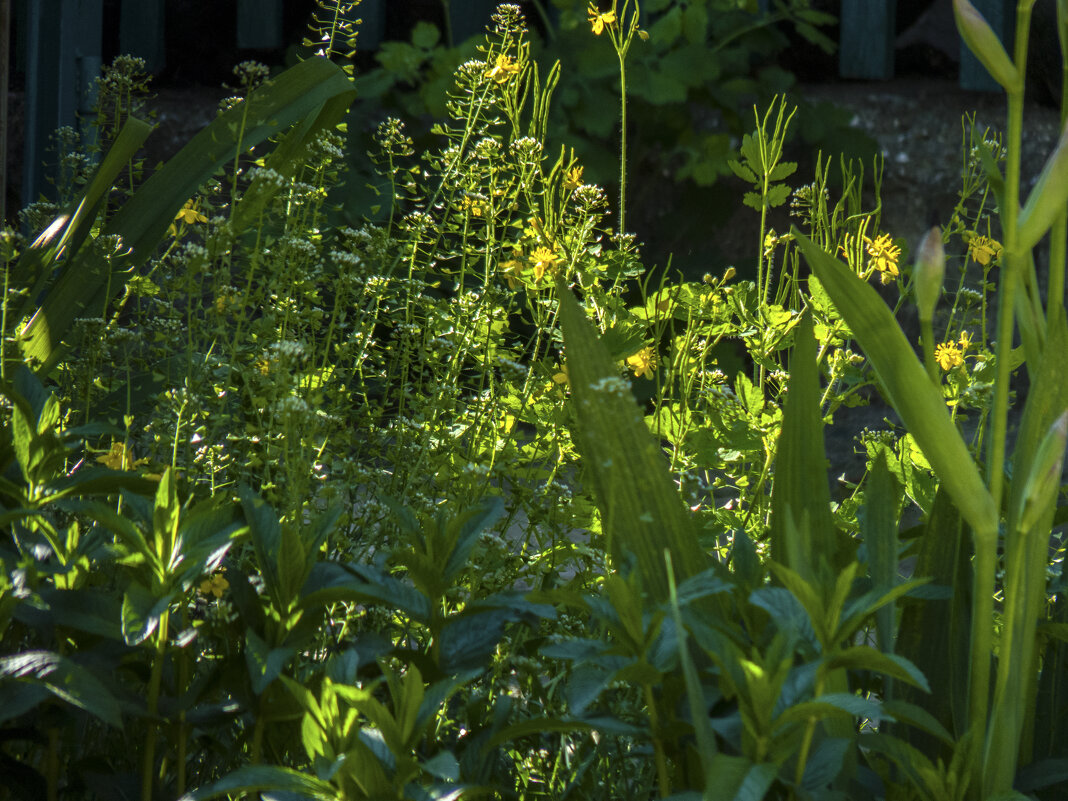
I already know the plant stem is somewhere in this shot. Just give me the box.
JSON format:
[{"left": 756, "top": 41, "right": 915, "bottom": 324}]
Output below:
[
  {"left": 643, "top": 683, "right": 670, "bottom": 797},
  {"left": 617, "top": 50, "right": 628, "bottom": 237},
  {"left": 974, "top": 3, "right": 1032, "bottom": 793},
  {"left": 142, "top": 609, "right": 170, "bottom": 801}
]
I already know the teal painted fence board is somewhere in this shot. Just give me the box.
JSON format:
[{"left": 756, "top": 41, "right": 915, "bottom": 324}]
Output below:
[
  {"left": 960, "top": 0, "right": 1013, "bottom": 92},
  {"left": 23, "top": 0, "right": 101, "bottom": 208},
  {"left": 448, "top": 0, "right": 499, "bottom": 46},
  {"left": 839, "top": 0, "right": 896, "bottom": 80},
  {"left": 238, "top": 0, "right": 283, "bottom": 49},
  {"left": 119, "top": 0, "right": 165, "bottom": 75}
]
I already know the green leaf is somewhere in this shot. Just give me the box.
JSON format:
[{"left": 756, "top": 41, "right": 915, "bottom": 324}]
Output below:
[
  {"left": 727, "top": 159, "right": 757, "bottom": 183},
  {"left": 20, "top": 57, "right": 356, "bottom": 372},
  {"left": 769, "top": 311, "right": 837, "bottom": 582},
  {"left": 244, "top": 628, "right": 295, "bottom": 695},
  {"left": 859, "top": 446, "right": 903, "bottom": 655},
  {"left": 881, "top": 699, "right": 955, "bottom": 746},
  {"left": 152, "top": 467, "right": 180, "bottom": 563},
  {"left": 765, "top": 183, "right": 792, "bottom": 208},
  {"left": 0, "top": 650, "right": 123, "bottom": 728},
  {"left": 240, "top": 488, "right": 285, "bottom": 613},
  {"left": 894, "top": 487, "right": 972, "bottom": 743},
  {"left": 769, "top": 161, "right": 797, "bottom": 182},
  {"left": 795, "top": 230, "right": 998, "bottom": 545},
  {"left": 703, "top": 753, "right": 777, "bottom": 801},
  {"left": 556, "top": 285, "right": 716, "bottom": 605},
  {"left": 443, "top": 496, "right": 504, "bottom": 582},
  {"left": 14, "top": 117, "right": 153, "bottom": 315},
  {"left": 178, "top": 766, "right": 336, "bottom": 801},
  {"left": 121, "top": 580, "right": 172, "bottom": 645},
  {"left": 825, "top": 647, "right": 930, "bottom": 691},
  {"left": 774, "top": 692, "right": 886, "bottom": 729}
]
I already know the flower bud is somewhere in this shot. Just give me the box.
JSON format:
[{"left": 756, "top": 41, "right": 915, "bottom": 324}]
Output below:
[
  {"left": 913, "top": 226, "right": 945, "bottom": 323},
  {"left": 953, "top": 0, "right": 1021, "bottom": 92},
  {"left": 1019, "top": 410, "right": 1068, "bottom": 534}
]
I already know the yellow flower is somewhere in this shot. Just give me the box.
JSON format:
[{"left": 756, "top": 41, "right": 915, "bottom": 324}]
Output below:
[
  {"left": 563, "top": 165, "right": 584, "bottom": 193},
  {"left": 626, "top": 346, "right": 658, "bottom": 379},
  {"left": 169, "top": 200, "right": 208, "bottom": 236},
  {"left": 588, "top": 3, "right": 616, "bottom": 35},
  {"left": 967, "top": 234, "right": 1002, "bottom": 266},
  {"left": 486, "top": 53, "right": 521, "bottom": 84},
  {"left": 461, "top": 195, "right": 486, "bottom": 217},
  {"left": 499, "top": 258, "right": 525, "bottom": 289},
  {"left": 865, "top": 233, "right": 901, "bottom": 284},
  {"left": 96, "top": 441, "right": 146, "bottom": 471},
  {"left": 958, "top": 330, "right": 973, "bottom": 351},
  {"left": 934, "top": 340, "right": 964, "bottom": 371},
  {"left": 529, "top": 246, "right": 560, "bottom": 282},
  {"left": 199, "top": 571, "right": 229, "bottom": 599}
]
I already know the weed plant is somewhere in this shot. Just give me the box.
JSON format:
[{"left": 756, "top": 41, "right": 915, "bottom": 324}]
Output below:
[{"left": 0, "top": 1, "right": 1066, "bottom": 800}]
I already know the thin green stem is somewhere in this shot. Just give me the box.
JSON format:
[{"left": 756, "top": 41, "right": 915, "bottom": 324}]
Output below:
[
  {"left": 643, "top": 683, "right": 670, "bottom": 798},
  {"left": 141, "top": 609, "right": 170, "bottom": 801}
]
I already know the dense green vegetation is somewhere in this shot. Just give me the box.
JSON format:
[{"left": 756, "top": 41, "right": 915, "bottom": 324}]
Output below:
[{"left": 1, "top": 1, "right": 1067, "bottom": 799}]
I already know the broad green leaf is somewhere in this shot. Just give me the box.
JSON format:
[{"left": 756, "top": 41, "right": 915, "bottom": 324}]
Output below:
[
  {"left": 152, "top": 467, "right": 180, "bottom": 565},
  {"left": 881, "top": 699, "right": 955, "bottom": 746},
  {"left": 20, "top": 57, "right": 356, "bottom": 372},
  {"left": 774, "top": 692, "right": 886, "bottom": 729},
  {"left": 769, "top": 311, "right": 837, "bottom": 582},
  {"left": 795, "top": 230, "right": 998, "bottom": 545},
  {"left": 443, "top": 496, "right": 504, "bottom": 582},
  {"left": 858, "top": 447, "right": 903, "bottom": 656},
  {"left": 703, "top": 753, "right": 777, "bottom": 801},
  {"left": 14, "top": 117, "right": 153, "bottom": 313},
  {"left": 244, "top": 628, "right": 295, "bottom": 696},
  {"left": 801, "top": 737, "right": 850, "bottom": 791},
  {"left": 178, "top": 766, "right": 336, "bottom": 801},
  {"left": 824, "top": 647, "right": 930, "bottom": 692},
  {"left": 438, "top": 609, "right": 508, "bottom": 673},
  {"left": 0, "top": 650, "right": 123, "bottom": 728},
  {"left": 556, "top": 285, "right": 714, "bottom": 604},
  {"left": 298, "top": 562, "right": 431, "bottom": 622},
  {"left": 240, "top": 488, "right": 285, "bottom": 613},
  {"left": 121, "top": 579, "right": 172, "bottom": 645},
  {"left": 895, "top": 487, "right": 972, "bottom": 744}
]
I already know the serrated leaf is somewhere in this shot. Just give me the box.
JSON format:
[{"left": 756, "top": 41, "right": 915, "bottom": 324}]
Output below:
[
  {"left": 766, "top": 183, "right": 793, "bottom": 208},
  {"left": 769, "top": 161, "right": 797, "bottom": 182},
  {"left": 727, "top": 159, "right": 757, "bottom": 183},
  {"left": 742, "top": 191, "right": 764, "bottom": 210}
]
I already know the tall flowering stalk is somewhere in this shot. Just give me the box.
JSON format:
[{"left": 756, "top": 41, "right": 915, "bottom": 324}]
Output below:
[{"left": 587, "top": 1, "right": 647, "bottom": 237}]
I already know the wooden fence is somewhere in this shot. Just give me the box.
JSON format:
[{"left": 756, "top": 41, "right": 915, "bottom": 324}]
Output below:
[{"left": 6, "top": 0, "right": 1016, "bottom": 220}]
